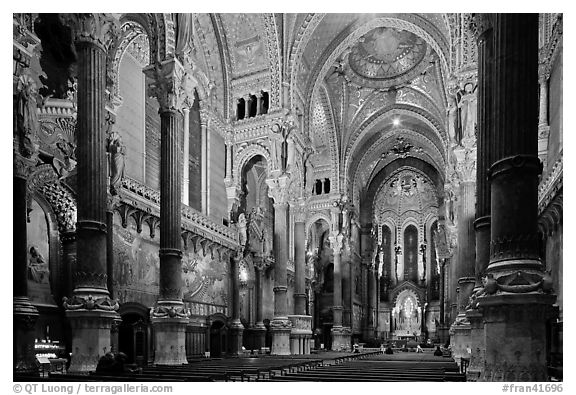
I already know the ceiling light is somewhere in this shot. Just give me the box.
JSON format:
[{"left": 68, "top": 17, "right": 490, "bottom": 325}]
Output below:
[{"left": 393, "top": 118, "right": 400, "bottom": 126}]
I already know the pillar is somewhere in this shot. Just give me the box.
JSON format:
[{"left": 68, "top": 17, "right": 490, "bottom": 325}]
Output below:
[
  {"left": 289, "top": 202, "right": 312, "bottom": 354},
  {"left": 329, "top": 204, "right": 351, "bottom": 351},
  {"left": 144, "top": 57, "right": 193, "bottom": 365},
  {"left": 106, "top": 196, "right": 122, "bottom": 354},
  {"left": 60, "top": 13, "right": 120, "bottom": 373},
  {"left": 13, "top": 156, "right": 40, "bottom": 375},
  {"left": 266, "top": 176, "right": 292, "bottom": 355},
  {"left": 182, "top": 108, "right": 190, "bottom": 206},
  {"left": 256, "top": 93, "right": 262, "bottom": 116},
  {"left": 293, "top": 205, "right": 307, "bottom": 314},
  {"left": 229, "top": 253, "right": 244, "bottom": 355},
  {"left": 537, "top": 72, "right": 550, "bottom": 168},
  {"left": 477, "top": 14, "right": 556, "bottom": 382},
  {"left": 244, "top": 95, "right": 250, "bottom": 119},
  {"left": 251, "top": 262, "right": 267, "bottom": 350},
  {"left": 200, "top": 120, "right": 208, "bottom": 215}
]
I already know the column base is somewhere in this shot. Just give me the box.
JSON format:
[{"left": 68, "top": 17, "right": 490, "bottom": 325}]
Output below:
[
  {"left": 249, "top": 323, "right": 267, "bottom": 351},
  {"left": 477, "top": 293, "right": 557, "bottom": 381},
  {"left": 66, "top": 309, "right": 119, "bottom": 373},
  {"left": 151, "top": 301, "right": 189, "bottom": 365},
  {"left": 14, "top": 297, "right": 39, "bottom": 375},
  {"left": 331, "top": 326, "right": 352, "bottom": 351},
  {"left": 450, "top": 317, "right": 472, "bottom": 367},
  {"left": 465, "top": 309, "right": 485, "bottom": 382},
  {"left": 288, "top": 315, "right": 313, "bottom": 355},
  {"left": 228, "top": 319, "right": 244, "bottom": 356},
  {"left": 270, "top": 317, "right": 292, "bottom": 355}
]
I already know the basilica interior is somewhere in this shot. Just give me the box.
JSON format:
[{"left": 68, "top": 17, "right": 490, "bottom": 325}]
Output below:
[{"left": 13, "top": 13, "right": 563, "bottom": 382}]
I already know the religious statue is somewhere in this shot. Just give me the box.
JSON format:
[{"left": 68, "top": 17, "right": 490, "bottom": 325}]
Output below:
[
  {"left": 446, "top": 95, "right": 460, "bottom": 145},
  {"left": 237, "top": 213, "right": 248, "bottom": 247},
  {"left": 28, "top": 246, "right": 49, "bottom": 284},
  {"left": 106, "top": 130, "right": 126, "bottom": 195},
  {"left": 269, "top": 123, "right": 285, "bottom": 172},
  {"left": 53, "top": 138, "right": 77, "bottom": 180},
  {"left": 16, "top": 74, "right": 40, "bottom": 158},
  {"left": 175, "top": 13, "right": 194, "bottom": 58},
  {"left": 457, "top": 82, "right": 477, "bottom": 141}
]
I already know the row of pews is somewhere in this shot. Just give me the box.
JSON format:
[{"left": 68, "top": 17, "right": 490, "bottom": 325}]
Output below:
[
  {"left": 259, "top": 353, "right": 466, "bottom": 382},
  {"left": 15, "top": 350, "right": 464, "bottom": 382}
]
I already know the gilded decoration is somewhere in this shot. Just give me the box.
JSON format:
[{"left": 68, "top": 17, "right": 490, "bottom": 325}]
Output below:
[{"left": 348, "top": 27, "right": 428, "bottom": 83}]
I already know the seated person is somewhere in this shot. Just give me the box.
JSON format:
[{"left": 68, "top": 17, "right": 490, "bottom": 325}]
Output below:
[
  {"left": 416, "top": 345, "right": 423, "bottom": 353},
  {"left": 385, "top": 344, "right": 394, "bottom": 354},
  {"left": 433, "top": 346, "right": 443, "bottom": 356}
]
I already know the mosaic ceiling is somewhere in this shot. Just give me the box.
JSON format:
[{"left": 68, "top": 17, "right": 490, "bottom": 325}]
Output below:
[{"left": 348, "top": 27, "right": 428, "bottom": 81}]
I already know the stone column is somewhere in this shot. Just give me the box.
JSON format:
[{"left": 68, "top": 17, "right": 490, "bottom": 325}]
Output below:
[
  {"left": 477, "top": 14, "right": 556, "bottom": 382},
  {"left": 367, "top": 264, "right": 377, "bottom": 339},
  {"left": 244, "top": 95, "right": 250, "bottom": 119},
  {"left": 537, "top": 73, "right": 550, "bottom": 168},
  {"left": 256, "top": 93, "right": 262, "bottom": 116},
  {"left": 251, "top": 261, "right": 267, "bottom": 350},
  {"left": 182, "top": 107, "right": 190, "bottom": 206},
  {"left": 60, "top": 14, "right": 120, "bottom": 373},
  {"left": 229, "top": 252, "right": 244, "bottom": 355},
  {"left": 289, "top": 202, "right": 312, "bottom": 354},
  {"left": 200, "top": 120, "right": 208, "bottom": 215},
  {"left": 13, "top": 32, "right": 41, "bottom": 374},
  {"left": 293, "top": 204, "right": 307, "bottom": 314},
  {"left": 144, "top": 57, "right": 193, "bottom": 365},
  {"left": 13, "top": 156, "right": 40, "bottom": 375},
  {"left": 329, "top": 204, "right": 350, "bottom": 351},
  {"left": 466, "top": 14, "right": 495, "bottom": 378},
  {"left": 266, "top": 175, "right": 292, "bottom": 355},
  {"left": 106, "top": 196, "right": 122, "bottom": 354},
  {"left": 453, "top": 153, "right": 477, "bottom": 317}
]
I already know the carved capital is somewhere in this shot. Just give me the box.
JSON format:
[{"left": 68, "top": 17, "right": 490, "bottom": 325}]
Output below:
[
  {"left": 329, "top": 233, "right": 344, "bottom": 255},
  {"left": 144, "top": 58, "right": 196, "bottom": 114},
  {"left": 453, "top": 146, "right": 477, "bottom": 182},
  {"left": 266, "top": 175, "right": 290, "bottom": 206},
  {"left": 60, "top": 13, "right": 120, "bottom": 51},
  {"left": 291, "top": 199, "right": 306, "bottom": 223}
]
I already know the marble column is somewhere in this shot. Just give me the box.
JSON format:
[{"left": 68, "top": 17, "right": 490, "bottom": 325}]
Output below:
[
  {"left": 182, "top": 108, "right": 190, "bottom": 206},
  {"left": 256, "top": 93, "right": 262, "bottom": 116},
  {"left": 106, "top": 196, "right": 122, "bottom": 354},
  {"left": 60, "top": 13, "right": 120, "bottom": 373},
  {"left": 200, "top": 120, "right": 208, "bottom": 215},
  {"left": 266, "top": 176, "right": 292, "bottom": 355},
  {"left": 13, "top": 156, "right": 40, "bottom": 375},
  {"left": 244, "top": 95, "right": 250, "bottom": 119},
  {"left": 367, "top": 265, "right": 377, "bottom": 339},
  {"left": 144, "top": 58, "right": 193, "bottom": 365},
  {"left": 477, "top": 14, "right": 556, "bottom": 382},
  {"left": 466, "top": 14, "right": 495, "bottom": 379},
  {"left": 289, "top": 202, "right": 312, "bottom": 354},
  {"left": 537, "top": 73, "right": 550, "bottom": 168},
  {"left": 329, "top": 204, "right": 350, "bottom": 351},
  {"left": 293, "top": 205, "right": 307, "bottom": 314},
  {"left": 229, "top": 252, "right": 244, "bottom": 355},
  {"left": 251, "top": 262, "right": 267, "bottom": 350}
]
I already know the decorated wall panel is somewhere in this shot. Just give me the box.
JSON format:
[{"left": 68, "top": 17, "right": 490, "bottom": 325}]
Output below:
[
  {"left": 112, "top": 215, "right": 231, "bottom": 309},
  {"left": 26, "top": 198, "right": 57, "bottom": 307}
]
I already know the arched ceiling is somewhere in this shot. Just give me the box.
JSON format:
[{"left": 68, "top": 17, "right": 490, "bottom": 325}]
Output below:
[
  {"left": 286, "top": 13, "right": 451, "bottom": 205},
  {"left": 109, "top": 13, "right": 453, "bottom": 206}
]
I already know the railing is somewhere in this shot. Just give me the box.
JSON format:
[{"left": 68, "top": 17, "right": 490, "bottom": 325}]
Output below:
[
  {"left": 120, "top": 176, "right": 238, "bottom": 248},
  {"left": 184, "top": 300, "right": 228, "bottom": 317}
]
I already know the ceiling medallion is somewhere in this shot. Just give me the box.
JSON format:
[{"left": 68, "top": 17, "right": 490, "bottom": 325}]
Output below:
[
  {"left": 349, "top": 27, "right": 427, "bottom": 80},
  {"left": 381, "top": 136, "right": 424, "bottom": 160}
]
